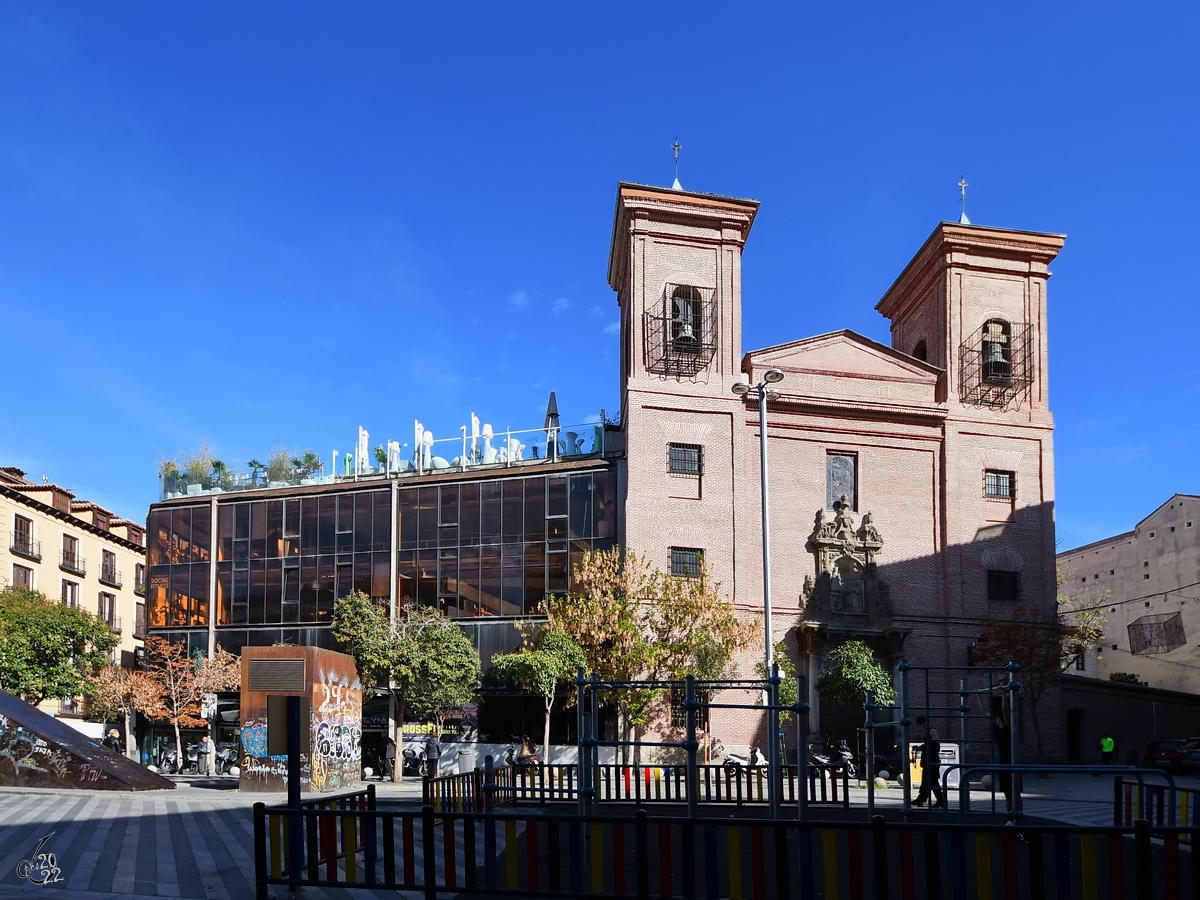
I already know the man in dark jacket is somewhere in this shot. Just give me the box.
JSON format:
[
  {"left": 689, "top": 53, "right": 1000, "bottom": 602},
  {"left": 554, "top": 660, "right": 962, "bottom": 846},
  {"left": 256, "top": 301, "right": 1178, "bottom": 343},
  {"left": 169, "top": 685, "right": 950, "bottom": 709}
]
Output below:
[
  {"left": 914, "top": 728, "right": 943, "bottom": 808},
  {"left": 102, "top": 729, "right": 122, "bottom": 754}
]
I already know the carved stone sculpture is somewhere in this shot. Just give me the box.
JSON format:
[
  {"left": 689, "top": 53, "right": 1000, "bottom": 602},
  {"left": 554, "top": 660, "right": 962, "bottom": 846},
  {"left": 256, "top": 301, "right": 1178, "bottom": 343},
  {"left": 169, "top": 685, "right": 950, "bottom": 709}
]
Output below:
[{"left": 805, "top": 504, "right": 890, "bottom": 626}]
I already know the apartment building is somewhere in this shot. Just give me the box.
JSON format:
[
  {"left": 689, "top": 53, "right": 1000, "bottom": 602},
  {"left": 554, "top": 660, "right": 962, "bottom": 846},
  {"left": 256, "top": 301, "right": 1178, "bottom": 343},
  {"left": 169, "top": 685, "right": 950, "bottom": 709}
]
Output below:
[{"left": 1, "top": 465, "right": 147, "bottom": 716}]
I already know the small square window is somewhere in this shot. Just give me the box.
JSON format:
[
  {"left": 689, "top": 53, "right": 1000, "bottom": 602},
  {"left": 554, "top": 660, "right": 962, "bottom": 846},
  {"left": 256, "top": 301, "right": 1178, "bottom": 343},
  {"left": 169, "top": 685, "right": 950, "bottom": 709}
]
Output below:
[
  {"left": 984, "top": 470, "right": 1015, "bottom": 499},
  {"left": 1170, "top": 527, "right": 1175, "bottom": 532},
  {"left": 987, "top": 570, "right": 1020, "bottom": 601},
  {"left": 668, "top": 443, "right": 703, "bottom": 476},
  {"left": 670, "top": 547, "right": 703, "bottom": 578},
  {"left": 1144, "top": 574, "right": 1150, "bottom": 580},
  {"left": 1110, "top": 570, "right": 1115, "bottom": 575},
  {"left": 1188, "top": 522, "right": 1193, "bottom": 528},
  {"left": 1144, "top": 562, "right": 1149, "bottom": 567},
  {"left": 1150, "top": 532, "right": 1155, "bottom": 538}
]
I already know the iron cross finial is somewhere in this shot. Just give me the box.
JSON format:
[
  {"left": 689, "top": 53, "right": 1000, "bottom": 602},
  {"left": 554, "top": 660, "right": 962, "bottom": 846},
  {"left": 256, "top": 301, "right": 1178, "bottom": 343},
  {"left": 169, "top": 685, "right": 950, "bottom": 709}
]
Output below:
[
  {"left": 672, "top": 136, "right": 682, "bottom": 180},
  {"left": 958, "top": 175, "right": 969, "bottom": 206}
]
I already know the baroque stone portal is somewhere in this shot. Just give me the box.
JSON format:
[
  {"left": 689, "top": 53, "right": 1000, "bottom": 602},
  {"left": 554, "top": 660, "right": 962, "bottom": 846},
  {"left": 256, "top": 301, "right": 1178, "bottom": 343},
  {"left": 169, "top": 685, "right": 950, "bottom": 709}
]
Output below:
[{"left": 802, "top": 496, "right": 892, "bottom": 625}]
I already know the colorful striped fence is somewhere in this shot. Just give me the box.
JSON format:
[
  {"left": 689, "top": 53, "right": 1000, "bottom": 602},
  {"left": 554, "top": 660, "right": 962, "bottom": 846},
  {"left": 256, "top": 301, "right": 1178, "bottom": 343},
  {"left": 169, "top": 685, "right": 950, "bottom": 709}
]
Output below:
[
  {"left": 1114, "top": 777, "right": 1200, "bottom": 838},
  {"left": 255, "top": 802, "right": 1192, "bottom": 899}
]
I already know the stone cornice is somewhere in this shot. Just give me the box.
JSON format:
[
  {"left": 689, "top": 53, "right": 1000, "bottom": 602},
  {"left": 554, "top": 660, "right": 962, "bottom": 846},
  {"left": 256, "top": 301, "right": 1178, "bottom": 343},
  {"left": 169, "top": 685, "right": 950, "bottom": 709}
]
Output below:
[
  {"left": 0, "top": 483, "right": 145, "bottom": 554},
  {"left": 876, "top": 221, "right": 1066, "bottom": 321}
]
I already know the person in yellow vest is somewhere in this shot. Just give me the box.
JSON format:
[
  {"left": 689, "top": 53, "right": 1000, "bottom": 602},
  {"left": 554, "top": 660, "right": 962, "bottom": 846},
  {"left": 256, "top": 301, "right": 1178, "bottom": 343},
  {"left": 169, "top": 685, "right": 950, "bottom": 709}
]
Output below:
[{"left": 1100, "top": 733, "right": 1115, "bottom": 765}]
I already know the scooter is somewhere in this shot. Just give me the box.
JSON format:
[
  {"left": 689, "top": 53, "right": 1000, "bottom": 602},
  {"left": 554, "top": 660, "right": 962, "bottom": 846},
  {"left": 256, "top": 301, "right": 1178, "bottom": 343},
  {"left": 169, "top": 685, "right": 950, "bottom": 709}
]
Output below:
[
  {"left": 723, "top": 746, "right": 767, "bottom": 769},
  {"left": 401, "top": 743, "right": 431, "bottom": 777},
  {"left": 504, "top": 746, "right": 539, "bottom": 767},
  {"left": 214, "top": 743, "right": 238, "bottom": 775},
  {"left": 809, "top": 740, "right": 856, "bottom": 778}
]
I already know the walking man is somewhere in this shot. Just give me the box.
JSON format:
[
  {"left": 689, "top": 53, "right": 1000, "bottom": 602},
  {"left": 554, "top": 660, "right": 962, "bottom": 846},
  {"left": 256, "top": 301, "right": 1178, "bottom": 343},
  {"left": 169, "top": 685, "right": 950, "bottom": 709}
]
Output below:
[
  {"left": 1100, "top": 733, "right": 1115, "bottom": 765},
  {"left": 914, "top": 727, "right": 944, "bottom": 808}
]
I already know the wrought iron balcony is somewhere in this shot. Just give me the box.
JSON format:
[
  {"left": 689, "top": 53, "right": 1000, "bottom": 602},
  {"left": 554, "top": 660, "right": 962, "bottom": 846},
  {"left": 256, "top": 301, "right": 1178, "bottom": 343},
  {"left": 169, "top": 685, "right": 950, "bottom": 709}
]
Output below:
[
  {"left": 10, "top": 535, "right": 41, "bottom": 561},
  {"left": 99, "top": 567, "right": 123, "bottom": 589},
  {"left": 60, "top": 551, "right": 86, "bottom": 576},
  {"left": 133, "top": 609, "right": 146, "bottom": 638}
]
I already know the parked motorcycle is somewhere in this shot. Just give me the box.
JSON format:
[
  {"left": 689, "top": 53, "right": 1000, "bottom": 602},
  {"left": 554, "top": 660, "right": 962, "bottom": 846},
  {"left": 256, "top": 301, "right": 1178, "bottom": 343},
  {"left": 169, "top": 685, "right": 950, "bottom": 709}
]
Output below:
[
  {"left": 214, "top": 743, "right": 238, "bottom": 776},
  {"left": 723, "top": 746, "right": 767, "bottom": 769},
  {"left": 504, "top": 745, "right": 539, "bottom": 767},
  {"left": 401, "top": 742, "right": 431, "bottom": 777},
  {"left": 158, "top": 747, "right": 179, "bottom": 774},
  {"left": 809, "top": 739, "right": 856, "bottom": 778}
]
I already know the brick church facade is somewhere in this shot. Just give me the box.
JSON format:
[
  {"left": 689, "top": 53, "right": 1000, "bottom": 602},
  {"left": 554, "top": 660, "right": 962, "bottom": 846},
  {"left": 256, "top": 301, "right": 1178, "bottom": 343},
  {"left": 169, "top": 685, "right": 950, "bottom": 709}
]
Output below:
[{"left": 608, "top": 182, "right": 1063, "bottom": 746}]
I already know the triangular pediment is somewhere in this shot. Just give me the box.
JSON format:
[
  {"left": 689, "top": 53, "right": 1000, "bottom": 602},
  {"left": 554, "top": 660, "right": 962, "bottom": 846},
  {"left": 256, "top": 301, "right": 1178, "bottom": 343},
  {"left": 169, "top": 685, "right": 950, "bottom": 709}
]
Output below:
[{"left": 743, "top": 331, "right": 940, "bottom": 406}]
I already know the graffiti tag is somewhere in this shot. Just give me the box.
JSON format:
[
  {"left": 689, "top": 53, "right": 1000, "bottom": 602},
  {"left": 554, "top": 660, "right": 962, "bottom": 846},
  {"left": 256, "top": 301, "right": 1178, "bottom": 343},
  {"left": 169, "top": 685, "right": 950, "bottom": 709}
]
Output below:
[{"left": 15, "top": 833, "right": 64, "bottom": 885}]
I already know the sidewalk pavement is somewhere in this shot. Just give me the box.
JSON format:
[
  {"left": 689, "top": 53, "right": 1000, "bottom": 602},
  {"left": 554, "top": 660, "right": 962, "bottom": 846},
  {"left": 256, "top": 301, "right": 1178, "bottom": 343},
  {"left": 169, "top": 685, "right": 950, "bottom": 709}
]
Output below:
[{"left": 1, "top": 768, "right": 1192, "bottom": 899}]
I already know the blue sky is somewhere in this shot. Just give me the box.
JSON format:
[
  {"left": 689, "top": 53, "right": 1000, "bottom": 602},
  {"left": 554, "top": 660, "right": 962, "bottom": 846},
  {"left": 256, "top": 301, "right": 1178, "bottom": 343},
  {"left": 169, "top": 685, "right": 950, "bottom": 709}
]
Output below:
[{"left": 1, "top": 2, "right": 1196, "bottom": 551}]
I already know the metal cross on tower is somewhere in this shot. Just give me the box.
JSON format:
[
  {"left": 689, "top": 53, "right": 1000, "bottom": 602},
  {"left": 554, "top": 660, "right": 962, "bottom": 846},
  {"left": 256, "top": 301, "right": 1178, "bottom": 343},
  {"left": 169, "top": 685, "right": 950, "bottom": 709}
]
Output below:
[
  {"left": 958, "top": 174, "right": 971, "bottom": 224},
  {"left": 671, "top": 136, "right": 683, "bottom": 190}
]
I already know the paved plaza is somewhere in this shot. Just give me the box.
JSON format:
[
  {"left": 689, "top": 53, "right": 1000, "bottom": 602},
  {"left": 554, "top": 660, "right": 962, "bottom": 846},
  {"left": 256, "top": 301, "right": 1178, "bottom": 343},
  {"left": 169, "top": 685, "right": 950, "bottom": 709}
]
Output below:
[{"left": 0, "top": 771, "right": 1188, "bottom": 899}]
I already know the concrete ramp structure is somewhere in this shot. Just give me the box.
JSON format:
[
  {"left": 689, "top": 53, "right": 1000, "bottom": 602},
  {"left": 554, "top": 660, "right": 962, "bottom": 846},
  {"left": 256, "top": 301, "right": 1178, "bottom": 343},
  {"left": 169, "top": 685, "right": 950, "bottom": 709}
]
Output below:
[{"left": 0, "top": 688, "right": 174, "bottom": 790}]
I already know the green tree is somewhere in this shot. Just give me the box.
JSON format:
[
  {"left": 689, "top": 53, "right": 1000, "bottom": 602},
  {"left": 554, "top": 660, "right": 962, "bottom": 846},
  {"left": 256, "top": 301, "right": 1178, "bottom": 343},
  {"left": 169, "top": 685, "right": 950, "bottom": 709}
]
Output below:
[
  {"left": 816, "top": 640, "right": 896, "bottom": 709},
  {"left": 332, "top": 592, "right": 481, "bottom": 780},
  {"left": 492, "top": 627, "right": 585, "bottom": 763},
  {"left": 247, "top": 458, "right": 265, "bottom": 485},
  {"left": 0, "top": 585, "right": 119, "bottom": 705},
  {"left": 545, "top": 547, "right": 756, "bottom": 762}
]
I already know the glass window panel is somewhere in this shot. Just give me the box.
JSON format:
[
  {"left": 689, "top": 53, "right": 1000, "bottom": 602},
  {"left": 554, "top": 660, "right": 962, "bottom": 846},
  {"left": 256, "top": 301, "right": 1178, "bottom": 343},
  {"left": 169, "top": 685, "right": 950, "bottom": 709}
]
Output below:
[
  {"left": 336, "top": 494, "right": 354, "bottom": 533},
  {"left": 594, "top": 470, "right": 616, "bottom": 540},
  {"left": 417, "top": 488, "right": 438, "bottom": 549},
  {"left": 216, "top": 561, "right": 232, "bottom": 626},
  {"left": 300, "top": 557, "right": 318, "bottom": 623},
  {"left": 217, "top": 504, "right": 233, "bottom": 562},
  {"left": 335, "top": 560, "right": 354, "bottom": 601},
  {"left": 317, "top": 557, "right": 335, "bottom": 623},
  {"left": 284, "top": 499, "right": 301, "bottom": 535},
  {"left": 417, "top": 550, "right": 438, "bottom": 607},
  {"left": 397, "top": 551, "right": 416, "bottom": 609},
  {"left": 439, "top": 549, "right": 458, "bottom": 617},
  {"left": 372, "top": 551, "right": 390, "bottom": 601},
  {"left": 354, "top": 493, "right": 373, "bottom": 553},
  {"left": 547, "top": 551, "right": 568, "bottom": 596},
  {"left": 458, "top": 547, "right": 480, "bottom": 617},
  {"left": 826, "top": 453, "right": 857, "bottom": 511},
  {"left": 502, "top": 481, "right": 523, "bottom": 543},
  {"left": 190, "top": 508, "right": 212, "bottom": 564},
  {"left": 171, "top": 507, "right": 192, "bottom": 564},
  {"left": 480, "top": 483, "right": 502, "bottom": 544},
  {"left": 372, "top": 491, "right": 391, "bottom": 552},
  {"left": 231, "top": 599, "right": 248, "bottom": 625},
  {"left": 265, "top": 561, "right": 283, "bottom": 624},
  {"left": 479, "top": 545, "right": 502, "bottom": 616},
  {"left": 501, "top": 543, "right": 523, "bottom": 616},
  {"left": 547, "top": 476, "right": 567, "bottom": 518},
  {"left": 249, "top": 559, "right": 267, "bottom": 624},
  {"left": 570, "top": 540, "right": 591, "bottom": 591},
  {"left": 169, "top": 566, "right": 190, "bottom": 626},
  {"left": 147, "top": 509, "right": 170, "bottom": 566},
  {"left": 266, "top": 500, "right": 283, "bottom": 558},
  {"left": 569, "top": 475, "right": 593, "bottom": 539},
  {"left": 459, "top": 483, "right": 480, "bottom": 547},
  {"left": 190, "top": 563, "right": 210, "bottom": 626},
  {"left": 439, "top": 524, "right": 458, "bottom": 548},
  {"left": 524, "top": 543, "right": 545, "bottom": 614},
  {"left": 250, "top": 502, "right": 266, "bottom": 559},
  {"left": 318, "top": 496, "right": 336, "bottom": 555},
  {"left": 524, "top": 478, "right": 545, "bottom": 543},
  {"left": 234, "top": 503, "right": 250, "bottom": 540},
  {"left": 148, "top": 567, "right": 169, "bottom": 626},
  {"left": 440, "top": 485, "right": 459, "bottom": 525},
  {"left": 301, "top": 498, "right": 318, "bottom": 555},
  {"left": 351, "top": 552, "right": 370, "bottom": 596},
  {"left": 398, "top": 489, "right": 417, "bottom": 550}
]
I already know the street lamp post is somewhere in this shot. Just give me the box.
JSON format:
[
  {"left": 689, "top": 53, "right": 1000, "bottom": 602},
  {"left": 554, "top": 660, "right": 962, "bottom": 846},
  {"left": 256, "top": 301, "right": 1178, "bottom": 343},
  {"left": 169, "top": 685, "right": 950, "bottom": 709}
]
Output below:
[{"left": 732, "top": 367, "right": 785, "bottom": 816}]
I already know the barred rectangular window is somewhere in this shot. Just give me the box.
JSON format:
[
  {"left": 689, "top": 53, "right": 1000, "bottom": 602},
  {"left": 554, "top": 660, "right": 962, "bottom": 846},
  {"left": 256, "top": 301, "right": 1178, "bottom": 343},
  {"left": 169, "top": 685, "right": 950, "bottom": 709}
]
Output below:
[
  {"left": 671, "top": 547, "right": 703, "bottom": 578},
  {"left": 987, "top": 570, "right": 1020, "bottom": 601},
  {"left": 668, "top": 443, "right": 703, "bottom": 475},
  {"left": 984, "top": 470, "right": 1015, "bottom": 499}
]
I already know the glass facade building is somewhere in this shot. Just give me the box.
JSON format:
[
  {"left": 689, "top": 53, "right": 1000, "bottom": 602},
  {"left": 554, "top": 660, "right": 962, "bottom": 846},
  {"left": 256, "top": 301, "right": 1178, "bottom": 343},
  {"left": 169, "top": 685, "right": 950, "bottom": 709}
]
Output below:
[{"left": 146, "top": 462, "right": 616, "bottom": 656}]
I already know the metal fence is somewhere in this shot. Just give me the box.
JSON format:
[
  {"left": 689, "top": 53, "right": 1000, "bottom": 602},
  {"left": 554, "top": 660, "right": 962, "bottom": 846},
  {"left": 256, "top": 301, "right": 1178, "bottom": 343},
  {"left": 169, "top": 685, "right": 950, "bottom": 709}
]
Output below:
[{"left": 255, "top": 797, "right": 1191, "bottom": 899}]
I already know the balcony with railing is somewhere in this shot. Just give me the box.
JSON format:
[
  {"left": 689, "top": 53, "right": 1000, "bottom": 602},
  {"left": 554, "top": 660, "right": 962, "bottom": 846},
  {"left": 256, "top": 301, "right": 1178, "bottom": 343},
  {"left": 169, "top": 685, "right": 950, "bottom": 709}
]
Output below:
[
  {"left": 159, "top": 414, "right": 614, "bottom": 501},
  {"left": 134, "top": 607, "right": 146, "bottom": 638},
  {"left": 60, "top": 550, "right": 86, "bottom": 577},
  {"left": 59, "top": 697, "right": 85, "bottom": 716},
  {"left": 99, "top": 567, "right": 123, "bottom": 589},
  {"left": 10, "top": 534, "right": 41, "bottom": 562}
]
